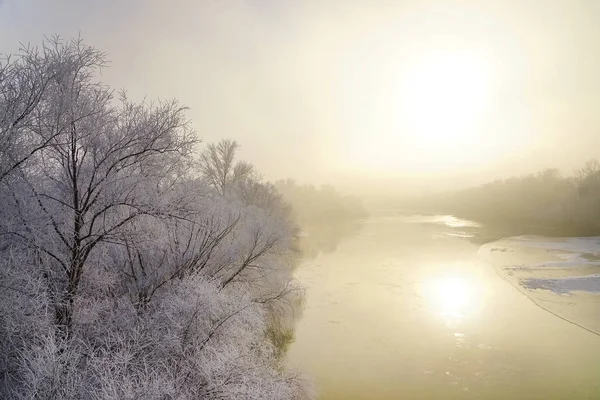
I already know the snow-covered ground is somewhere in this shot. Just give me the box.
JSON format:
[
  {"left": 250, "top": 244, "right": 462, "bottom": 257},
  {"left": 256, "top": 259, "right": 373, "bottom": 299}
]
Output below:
[{"left": 479, "top": 235, "right": 600, "bottom": 334}]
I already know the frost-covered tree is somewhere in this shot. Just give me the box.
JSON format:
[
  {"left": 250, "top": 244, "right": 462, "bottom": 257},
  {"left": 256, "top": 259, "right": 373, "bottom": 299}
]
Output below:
[
  {"left": 1, "top": 37, "right": 195, "bottom": 337},
  {"left": 199, "top": 139, "right": 254, "bottom": 195},
  {"left": 0, "top": 37, "right": 312, "bottom": 400},
  {"left": 0, "top": 38, "right": 74, "bottom": 182}
]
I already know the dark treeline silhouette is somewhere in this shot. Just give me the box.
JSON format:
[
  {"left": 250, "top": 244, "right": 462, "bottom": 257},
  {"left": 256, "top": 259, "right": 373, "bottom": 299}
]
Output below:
[{"left": 404, "top": 160, "right": 600, "bottom": 236}]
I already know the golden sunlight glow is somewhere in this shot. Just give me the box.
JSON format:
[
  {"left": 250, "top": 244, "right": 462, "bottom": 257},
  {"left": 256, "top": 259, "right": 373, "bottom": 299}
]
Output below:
[
  {"left": 424, "top": 275, "right": 476, "bottom": 320},
  {"left": 337, "top": 47, "right": 496, "bottom": 175},
  {"left": 401, "top": 50, "right": 490, "bottom": 151}
]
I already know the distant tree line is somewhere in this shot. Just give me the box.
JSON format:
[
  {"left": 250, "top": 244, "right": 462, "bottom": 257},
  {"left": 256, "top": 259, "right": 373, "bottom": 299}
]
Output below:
[
  {"left": 0, "top": 37, "right": 312, "bottom": 399},
  {"left": 410, "top": 160, "right": 600, "bottom": 235},
  {"left": 274, "top": 179, "right": 367, "bottom": 227}
]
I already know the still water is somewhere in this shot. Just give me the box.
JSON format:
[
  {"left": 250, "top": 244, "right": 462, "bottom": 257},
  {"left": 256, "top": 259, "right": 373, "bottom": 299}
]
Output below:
[{"left": 288, "top": 215, "right": 600, "bottom": 399}]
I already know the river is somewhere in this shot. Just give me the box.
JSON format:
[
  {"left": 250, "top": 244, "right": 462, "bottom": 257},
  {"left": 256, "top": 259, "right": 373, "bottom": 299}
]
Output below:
[{"left": 287, "top": 215, "right": 600, "bottom": 399}]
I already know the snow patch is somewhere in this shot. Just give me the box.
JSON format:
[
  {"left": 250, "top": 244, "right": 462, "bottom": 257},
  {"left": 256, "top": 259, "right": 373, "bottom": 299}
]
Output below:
[
  {"left": 523, "top": 274, "right": 600, "bottom": 295},
  {"left": 480, "top": 235, "right": 600, "bottom": 295},
  {"left": 481, "top": 235, "right": 600, "bottom": 335},
  {"left": 503, "top": 235, "right": 600, "bottom": 254}
]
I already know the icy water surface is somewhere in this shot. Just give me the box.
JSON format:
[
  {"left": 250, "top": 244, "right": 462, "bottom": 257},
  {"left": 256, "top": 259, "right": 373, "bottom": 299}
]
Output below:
[{"left": 288, "top": 216, "right": 600, "bottom": 399}]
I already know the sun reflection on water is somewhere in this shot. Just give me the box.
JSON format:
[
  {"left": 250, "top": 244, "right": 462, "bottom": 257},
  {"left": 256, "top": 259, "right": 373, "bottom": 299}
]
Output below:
[{"left": 423, "top": 275, "right": 480, "bottom": 322}]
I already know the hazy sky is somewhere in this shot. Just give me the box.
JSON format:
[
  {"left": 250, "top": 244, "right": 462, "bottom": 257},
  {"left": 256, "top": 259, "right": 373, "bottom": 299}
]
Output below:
[{"left": 2, "top": 0, "right": 600, "bottom": 194}]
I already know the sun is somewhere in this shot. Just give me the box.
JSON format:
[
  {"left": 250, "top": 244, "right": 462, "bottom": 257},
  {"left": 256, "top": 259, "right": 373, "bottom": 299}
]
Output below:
[
  {"left": 333, "top": 47, "right": 495, "bottom": 174},
  {"left": 402, "top": 51, "right": 491, "bottom": 152}
]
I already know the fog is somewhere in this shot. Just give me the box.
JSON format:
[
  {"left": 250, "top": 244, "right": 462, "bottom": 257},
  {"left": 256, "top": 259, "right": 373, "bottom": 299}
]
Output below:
[
  {"left": 2, "top": 0, "right": 600, "bottom": 195},
  {"left": 4, "top": 3, "right": 600, "bottom": 399}
]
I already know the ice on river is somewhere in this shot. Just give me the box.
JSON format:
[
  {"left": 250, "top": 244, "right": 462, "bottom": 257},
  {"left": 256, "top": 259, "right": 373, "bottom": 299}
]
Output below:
[
  {"left": 523, "top": 273, "right": 600, "bottom": 294},
  {"left": 479, "top": 235, "right": 600, "bottom": 334}
]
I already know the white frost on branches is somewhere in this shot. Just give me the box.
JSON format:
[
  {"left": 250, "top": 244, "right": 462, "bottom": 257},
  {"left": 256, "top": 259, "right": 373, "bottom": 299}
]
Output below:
[{"left": 0, "top": 37, "right": 312, "bottom": 400}]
